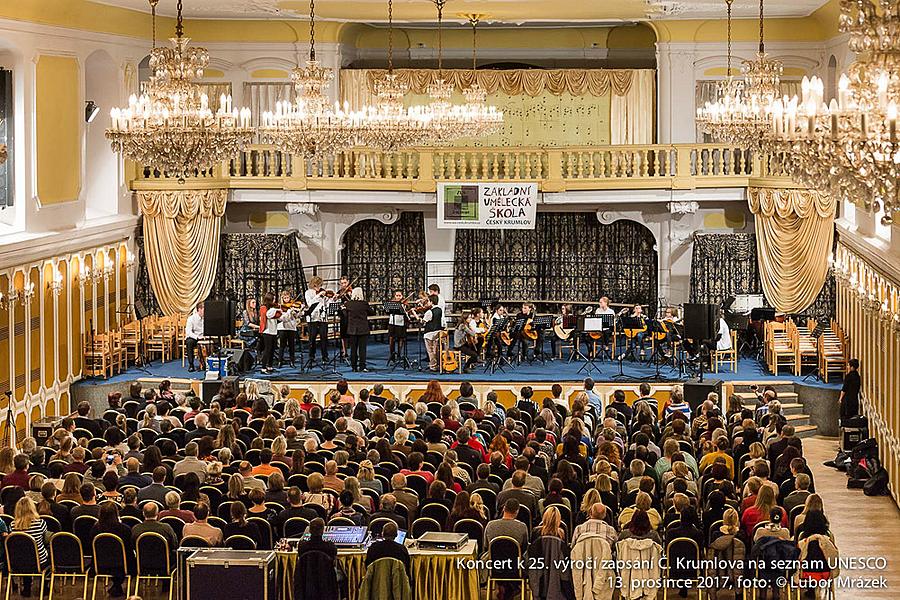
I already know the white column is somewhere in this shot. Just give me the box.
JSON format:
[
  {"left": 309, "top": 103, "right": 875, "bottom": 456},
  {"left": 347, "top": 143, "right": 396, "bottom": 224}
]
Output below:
[{"left": 656, "top": 43, "right": 697, "bottom": 144}]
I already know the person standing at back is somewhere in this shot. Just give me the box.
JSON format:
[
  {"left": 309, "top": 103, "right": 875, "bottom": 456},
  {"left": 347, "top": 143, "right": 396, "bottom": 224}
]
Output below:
[{"left": 839, "top": 358, "right": 861, "bottom": 424}]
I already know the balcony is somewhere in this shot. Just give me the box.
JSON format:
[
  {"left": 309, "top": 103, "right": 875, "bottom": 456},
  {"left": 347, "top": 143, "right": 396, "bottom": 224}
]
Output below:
[{"left": 130, "top": 144, "right": 800, "bottom": 193}]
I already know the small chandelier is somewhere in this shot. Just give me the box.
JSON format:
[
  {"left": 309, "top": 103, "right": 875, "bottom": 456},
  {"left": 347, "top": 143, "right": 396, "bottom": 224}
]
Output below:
[
  {"left": 260, "top": 0, "right": 366, "bottom": 159},
  {"left": 697, "top": 0, "right": 782, "bottom": 149},
  {"left": 106, "top": 0, "right": 253, "bottom": 182},
  {"left": 765, "top": 0, "right": 900, "bottom": 224},
  {"left": 458, "top": 14, "right": 504, "bottom": 139},
  {"left": 695, "top": 0, "right": 745, "bottom": 140},
  {"left": 360, "top": 0, "right": 439, "bottom": 151}
]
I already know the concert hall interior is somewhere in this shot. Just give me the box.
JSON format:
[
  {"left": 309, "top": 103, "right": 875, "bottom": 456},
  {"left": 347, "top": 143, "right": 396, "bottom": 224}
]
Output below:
[{"left": 2, "top": 0, "right": 900, "bottom": 599}]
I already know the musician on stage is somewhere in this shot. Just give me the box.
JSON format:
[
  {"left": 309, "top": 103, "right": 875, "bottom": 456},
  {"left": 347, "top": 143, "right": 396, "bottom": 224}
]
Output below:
[
  {"left": 428, "top": 283, "right": 447, "bottom": 327},
  {"left": 548, "top": 303, "right": 574, "bottom": 359},
  {"left": 260, "top": 293, "right": 281, "bottom": 374},
  {"left": 620, "top": 303, "right": 648, "bottom": 361},
  {"left": 421, "top": 295, "right": 443, "bottom": 372},
  {"left": 345, "top": 287, "right": 374, "bottom": 372},
  {"left": 593, "top": 296, "right": 616, "bottom": 358},
  {"left": 485, "top": 303, "right": 508, "bottom": 359},
  {"left": 454, "top": 308, "right": 486, "bottom": 373},
  {"left": 337, "top": 275, "right": 352, "bottom": 359},
  {"left": 304, "top": 276, "right": 331, "bottom": 363},
  {"left": 507, "top": 302, "right": 537, "bottom": 362},
  {"left": 716, "top": 310, "right": 733, "bottom": 352},
  {"left": 387, "top": 290, "right": 408, "bottom": 363},
  {"left": 239, "top": 298, "right": 260, "bottom": 350},
  {"left": 277, "top": 290, "right": 302, "bottom": 368},
  {"left": 184, "top": 302, "right": 204, "bottom": 372}
]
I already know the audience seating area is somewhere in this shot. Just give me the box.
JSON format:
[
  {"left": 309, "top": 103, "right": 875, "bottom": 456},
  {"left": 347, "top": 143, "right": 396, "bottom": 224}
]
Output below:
[{"left": 0, "top": 378, "right": 840, "bottom": 600}]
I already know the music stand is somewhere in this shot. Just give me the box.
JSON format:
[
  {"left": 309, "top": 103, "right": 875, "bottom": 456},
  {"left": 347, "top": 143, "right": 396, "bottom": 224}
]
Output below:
[
  {"left": 506, "top": 315, "right": 529, "bottom": 365},
  {"left": 306, "top": 302, "right": 342, "bottom": 378},
  {"left": 803, "top": 320, "right": 826, "bottom": 382},
  {"left": 595, "top": 313, "right": 615, "bottom": 361},
  {"left": 646, "top": 320, "right": 673, "bottom": 379},
  {"left": 575, "top": 315, "right": 604, "bottom": 377},
  {"left": 384, "top": 301, "right": 415, "bottom": 371},
  {"left": 531, "top": 315, "right": 554, "bottom": 363},
  {"left": 484, "top": 316, "right": 511, "bottom": 375}
]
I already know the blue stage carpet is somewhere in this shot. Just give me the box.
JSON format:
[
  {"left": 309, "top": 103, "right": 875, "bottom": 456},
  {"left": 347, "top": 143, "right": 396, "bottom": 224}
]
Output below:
[{"left": 83, "top": 337, "right": 843, "bottom": 389}]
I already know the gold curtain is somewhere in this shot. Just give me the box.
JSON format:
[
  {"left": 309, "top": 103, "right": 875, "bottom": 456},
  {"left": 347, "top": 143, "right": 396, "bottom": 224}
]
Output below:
[
  {"left": 360, "top": 68, "right": 636, "bottom": 97},
  {"left": 137, "top": 189, "right": 226, "bottom": 315},
  {"left": 748, "top": 187, "right": 836, "bottom": 313}
]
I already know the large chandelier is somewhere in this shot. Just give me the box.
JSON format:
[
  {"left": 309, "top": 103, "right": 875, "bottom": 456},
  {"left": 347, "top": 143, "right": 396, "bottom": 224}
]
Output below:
[
  {"left": 360, "top": 0, "right": 439, "bottom": 150},
  {"left": 766, "top": 0, "right": 900, "bottom": 224},
  {"left": 696, "top": 0, "right": 782, "bottom": 149},
  {"left": 458, "top": 14, "right": 504, "bottom": 138},
  {"left": 260, "top": 0, "right": 366, "bottom": 158},
  {"left": 106, "top": 0, "right": 253, "bottom": 182},
  {"left": 422, "top": 5, "right": 503, "bottom": 142}
]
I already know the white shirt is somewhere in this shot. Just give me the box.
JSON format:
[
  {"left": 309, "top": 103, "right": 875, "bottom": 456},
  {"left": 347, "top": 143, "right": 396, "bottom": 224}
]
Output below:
[
  {"left": 277, "top": 307, "right": 300, "bottom": 332},
  {"left": 304, "top": 288, "right": 329, "bottom": 323},
  {"left": 263, "top": 307, "right": 280, "bottom": 335},
  {"left": 435, "top": 294, "right": 447, "bottom": 326},
  {"left": 185, "top": 312, "right": 204, "bottom": 340},
  {"left": 717, "top": 318, "right": 732, "bottom": 351}
]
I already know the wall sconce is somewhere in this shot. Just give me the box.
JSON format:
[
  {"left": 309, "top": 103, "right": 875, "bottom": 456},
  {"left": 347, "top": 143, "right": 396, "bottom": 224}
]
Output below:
[
  {"left": 125, "top": 250, "right": 136, "bottom": 272},
  {"left": 48, "top": 268, "right": 63, "bottom": 296},
  {"left": 91, "top": 265, "right": 104, "bottom": 285}
]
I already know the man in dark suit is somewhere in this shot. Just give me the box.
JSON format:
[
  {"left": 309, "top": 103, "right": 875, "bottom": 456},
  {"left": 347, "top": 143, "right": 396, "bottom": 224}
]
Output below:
[
  {"left": 369, "top": 494, "right": 407, "bottom": 533},
  {"left": 454, "top": 429, "right": 485, "bottom": 471},
  {"left": 467, "top": 464, "right": 500, "bottom": 495},
  {"left": 119, "top": 458, "right": 152, "bottom": 489},
  {"left": 184, "top": 412, "right": 217, "bottom": 444},
  {"left": 495, "top": 470, "right": 539, "bottom": 524},
  {"left": 365, "top": 522, "right": 410, "bottom": 578},
  {"left": 271, "top": 487, "right": 320, "bottom": 539},
  {"left": 73, "top": 401, "right": 103, "bottom": 438},
  {"left": 295, "top": 519, "right": 339, "bottom": 600},
  {"left": 138, "top": 467, "right": 170, "bottom": 505}
]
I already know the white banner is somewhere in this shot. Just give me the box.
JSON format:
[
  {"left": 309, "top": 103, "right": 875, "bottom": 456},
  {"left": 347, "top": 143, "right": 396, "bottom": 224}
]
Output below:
[{"left": 437, "top": 182, "right": 538, "bottom": 229}]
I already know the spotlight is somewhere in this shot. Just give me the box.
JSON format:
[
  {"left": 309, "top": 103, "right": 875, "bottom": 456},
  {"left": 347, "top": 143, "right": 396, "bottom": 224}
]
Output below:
[{"left": 85, "top": 101, "right": 100, "bottom": 123}]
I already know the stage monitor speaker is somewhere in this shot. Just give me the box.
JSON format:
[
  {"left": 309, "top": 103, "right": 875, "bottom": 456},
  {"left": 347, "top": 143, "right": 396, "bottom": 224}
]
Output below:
[
  {"left": 204, "top": 300, "right": 233, "bottom": 337},
  {"left": 684, "top": 378, "right": 723, "bottom": 412},
  {"left": 200, "top": 379, "right": 221, "bottom": 404},
  {"left": 683, "top": 303, "right": 718, "bottom": 341},
  {"left": 229, "top": 349, "right": 254, "bottom": 375},
  {"left": 133, "top": 299, "right": 150, "bottom": 320}
]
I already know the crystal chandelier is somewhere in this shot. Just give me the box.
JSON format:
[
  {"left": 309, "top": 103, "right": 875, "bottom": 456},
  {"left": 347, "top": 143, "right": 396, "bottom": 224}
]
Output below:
[
  {"left": 106, "top": 0, "right": 253, "bottom": 182},
  {"left": 421, "top": 5, "right": 503, "bottom": 142},
  {"left": 695, "top": 0, "right": 745, "bottom": 140},
  {"left": 360, "top": 0, "right": 439, "bottom": 150},
  {"left": 697, "top": 0, "right": 782, "bottom": 149},
  {"left": 260, "top": 0, "right": 367, "bottom": 158},
  {"left": 766, "top": 0, "right": 900, "bottom": 224},
  {"left": 458, "top": 15, "right": 504, "bottom": 138}
]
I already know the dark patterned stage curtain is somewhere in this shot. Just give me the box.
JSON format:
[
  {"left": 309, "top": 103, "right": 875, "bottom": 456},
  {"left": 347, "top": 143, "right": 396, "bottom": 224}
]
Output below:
[
  {"left": 690, "top": 232, "right": 835, "bottom": 319},
  {"left": 342, "top": 212, "right": 426, "bottom": 300},
  {"left": 134, "top": 228, "right": 161, "bottom": 315},
  {"left": 135, "top": 230, "right": 305, "bottom": 315},
  {"left": 454, "top": 213, "right": 658, "bottom": 312}
]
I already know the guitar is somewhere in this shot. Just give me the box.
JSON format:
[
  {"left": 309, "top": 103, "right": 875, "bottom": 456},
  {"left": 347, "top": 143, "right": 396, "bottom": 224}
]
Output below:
[{"left": 439, "top": 331, "right": 459, "bottom": 372}]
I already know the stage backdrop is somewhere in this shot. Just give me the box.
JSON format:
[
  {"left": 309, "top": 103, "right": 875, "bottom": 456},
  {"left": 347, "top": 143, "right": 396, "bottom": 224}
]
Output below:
[
  {"left": 340, "top": 69, "right": 654, "bottom": 146},
  {"left": 135, "top": 231, "right": 306, "bottom": 317},
  {"left": 453, "top": 213, "right": 658, "bottom": 311},
  {"left": 690, "top": 232, "right": 835, "bottom": 319},
  {"left": 341, "top": 212, "right": 426, "bottom": 301}
]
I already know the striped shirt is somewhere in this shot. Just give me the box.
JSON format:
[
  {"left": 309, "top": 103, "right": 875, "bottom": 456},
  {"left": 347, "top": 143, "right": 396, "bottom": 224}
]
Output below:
[
  {"left": 664, "top": 402, "right": 692, "bottom": 421},
  {"left": 14, "top": 518, "right": 49, "bottom": 564}
]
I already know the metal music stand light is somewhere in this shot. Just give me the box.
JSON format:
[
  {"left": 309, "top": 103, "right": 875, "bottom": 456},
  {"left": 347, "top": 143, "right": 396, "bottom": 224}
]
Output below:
[
  {"left": 483, "top": 316, "right": 511, "bottom": 375},
  {"left": 383, "top": 301, "right": 416, "bottom": 371},
  {"left": 530, "top": 315, "right": 554, "bottom": 364},
  {"left": 576, "top": 315, "right": 604, "bottom": 377}
]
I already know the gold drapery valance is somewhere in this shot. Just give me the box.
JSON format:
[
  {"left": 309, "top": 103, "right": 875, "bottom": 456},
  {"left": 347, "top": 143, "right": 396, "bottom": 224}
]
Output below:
[
  {"left": 362, "top": 68, "right": 636, "bottom": 97},
  {"left": 748, "top": 187, "right": 836, "bottom": 313},
  {"left": 137, "top": 189, "right": 226, "bottom": 316}
]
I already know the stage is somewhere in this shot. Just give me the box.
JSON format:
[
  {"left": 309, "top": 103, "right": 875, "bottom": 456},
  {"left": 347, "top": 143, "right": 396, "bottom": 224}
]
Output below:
[{"left": 81, "top": 336, "right": 844, "bottom": 389}]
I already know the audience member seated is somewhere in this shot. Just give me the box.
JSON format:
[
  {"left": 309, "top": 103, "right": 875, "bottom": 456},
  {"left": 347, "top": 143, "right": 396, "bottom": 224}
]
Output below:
[
  {"left": 365, "top": 521, "right": 411, "bottom": 577},
  {"left": 485, "top": 499, "right": 529, "bottom": 550},
  {"left": 182, "top": 503, "right": 224, "bottom": 546}
]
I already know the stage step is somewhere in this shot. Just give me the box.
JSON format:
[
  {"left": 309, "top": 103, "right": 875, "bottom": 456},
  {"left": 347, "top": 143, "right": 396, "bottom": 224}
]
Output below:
[
  {"left": 730, "top": 381, "right": 797, "bottom": 394},
  {"left": 735, "top": 391, "right": 799, "bottom": 402},
  {"left": 794, "top": 424, "right": 818, "bottom": 438}
]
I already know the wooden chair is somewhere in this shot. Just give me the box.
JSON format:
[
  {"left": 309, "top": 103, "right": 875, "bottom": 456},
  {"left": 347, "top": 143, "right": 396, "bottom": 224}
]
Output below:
[
  {"left": 713, "top": 330, "right": 738, "bottom": 373},
  {"left": 83, "top": 332, "right": 113, "bottom": 378},
  {"left": 147, "top": 316, "right": 176, "bottom": 363},
  {"left": 818, "top": 319, "right": 848, "bottom": 383},
  {"left": 765, "top": 320, "right": 794, "bottom": 374},
  {"left": 791, "top": 320, "right": 817, "bottom": 376},
  {"left": 121, "top": 320, "right": 143, "bottom": 366}
]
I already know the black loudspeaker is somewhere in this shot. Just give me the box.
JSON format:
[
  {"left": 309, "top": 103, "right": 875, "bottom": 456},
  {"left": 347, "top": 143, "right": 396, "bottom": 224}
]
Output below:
[
  {"left": 684, "top": 378, "right": 723, "bottom": 412},
  {"left": 683, "top": 303, "right": 718, "bottom": 341},
  {"left": 229, "top": 349, "right": 254, "bottom": 375},
  {"left": 204, "top": 300, "right": 233, "bottom": 337},
  {"left": 134, "top": 300, "right": 150, "bottom": 320},
  {"left": 201, "top": 379, "right": 221, "bottom": 404}
]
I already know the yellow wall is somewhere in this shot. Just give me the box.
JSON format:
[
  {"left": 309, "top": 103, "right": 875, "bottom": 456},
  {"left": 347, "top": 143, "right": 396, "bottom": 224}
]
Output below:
[
  {"left": 251, "top": 69, "right": 290, "bottom": 79},
  {"left": 35, "top": 55, "right": 81, "bottom": 205}
]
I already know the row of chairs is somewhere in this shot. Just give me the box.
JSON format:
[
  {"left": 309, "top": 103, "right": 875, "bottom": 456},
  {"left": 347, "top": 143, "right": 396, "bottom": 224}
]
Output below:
[
  {"left": 765, "top": 318, "right": 847, "bottom": 377},
  {"left": 83, "top": 313, "right": 186, "bottom": 379},
  {"left": 4, "top": 530, "right": 175, "bottom": 600}
]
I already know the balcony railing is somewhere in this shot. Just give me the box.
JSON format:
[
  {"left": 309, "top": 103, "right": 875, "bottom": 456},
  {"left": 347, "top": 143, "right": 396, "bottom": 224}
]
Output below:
[{"left": 131, "top": 144, "right": 800, "bottom": 192}]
